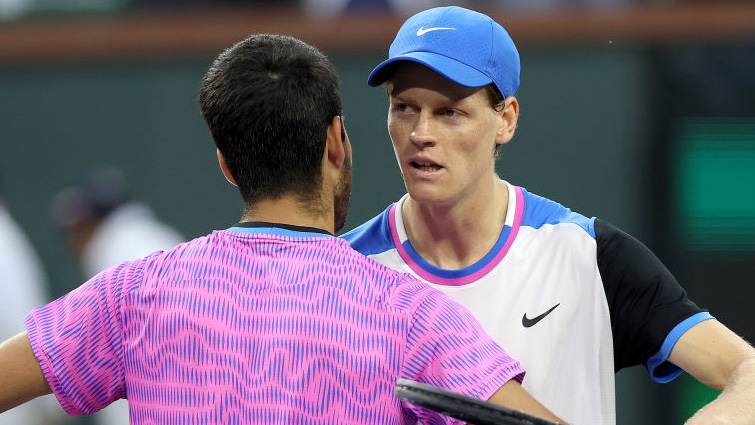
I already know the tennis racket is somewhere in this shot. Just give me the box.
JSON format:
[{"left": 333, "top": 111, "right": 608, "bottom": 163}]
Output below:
[{"left": 394, "top": 379, "right": 559, "bottom": 425}]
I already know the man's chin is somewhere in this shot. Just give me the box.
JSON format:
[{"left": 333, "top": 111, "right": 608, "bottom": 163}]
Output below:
[
  {"left": 334, "top": 215, "right": 347, "bottom": 233},
  {"left": 333, "top": 188, "right": 351, "bottom": 233},
  {"left": 334, "top": 159, "right": 352, "bottom": 233},
  {"left": 334, "top": 195, "right": 350, "bottom": 233}
]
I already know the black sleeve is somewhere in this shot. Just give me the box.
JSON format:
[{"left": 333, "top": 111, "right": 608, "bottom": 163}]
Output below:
[{"left": 595, "top": 219, "right": 706, "bottom": 371}]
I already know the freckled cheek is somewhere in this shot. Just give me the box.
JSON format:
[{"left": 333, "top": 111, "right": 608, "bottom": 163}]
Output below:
[
  {"left": 387, "top": 121, "right": 408, "bottom": 148},
  {"left": 386, "top": 124, "right": 407, "bottom": 167}
]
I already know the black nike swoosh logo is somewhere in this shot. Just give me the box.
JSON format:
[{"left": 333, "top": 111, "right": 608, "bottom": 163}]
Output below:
[{"left": 522, "top": 303, "right": 561, "bottom": 328}]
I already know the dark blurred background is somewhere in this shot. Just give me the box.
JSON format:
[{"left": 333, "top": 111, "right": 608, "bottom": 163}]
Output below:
[{"left": 1, "top": 0, "right": 754, "bottom": 424}]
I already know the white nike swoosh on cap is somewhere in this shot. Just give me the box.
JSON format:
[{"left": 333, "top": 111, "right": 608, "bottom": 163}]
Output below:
[{"left": 416, "top": 26, "right": 456, "bottom": 36}]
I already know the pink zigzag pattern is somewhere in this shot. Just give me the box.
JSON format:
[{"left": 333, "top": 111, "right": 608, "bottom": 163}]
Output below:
[{"left": 26, "top": 230, "right": 523, "bottom": 424}]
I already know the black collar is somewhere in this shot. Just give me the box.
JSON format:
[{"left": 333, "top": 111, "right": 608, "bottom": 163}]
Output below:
[{"left": 234, "top": 221, "right": 333, "bottom": 236}]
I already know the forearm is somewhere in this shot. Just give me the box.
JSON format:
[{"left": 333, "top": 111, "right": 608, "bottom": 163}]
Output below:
[
  {"left": 0, "top": 331, "right": 52, "bottom": 413},
  {"left": 486, "top": 380, "right": 569, "bottom": 424},
  {"left": 685, "top": 357, "right": 755, "bottom": 425}
]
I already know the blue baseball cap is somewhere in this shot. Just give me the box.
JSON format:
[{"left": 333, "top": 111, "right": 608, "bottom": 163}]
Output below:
[{"left": 368, "top": 6, "right": 520, "bottom": 98}]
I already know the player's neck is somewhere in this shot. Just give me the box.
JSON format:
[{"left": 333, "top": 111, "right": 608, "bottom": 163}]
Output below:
[
  {"left": 240, "top": 195, "right": 334, "bottom": 234},
  {"left": 403, "top": 179, "right": 509, "bottom": 270}
]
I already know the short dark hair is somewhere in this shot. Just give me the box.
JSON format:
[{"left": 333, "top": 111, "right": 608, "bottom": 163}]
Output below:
[
  {"left": 484, "top": 83, "right": 506, "bottom": 158},
  {"left": 199, "top": 34, "right": 342, "bottom": 207},
  {"left": 483, "top": 83, "right": 505, "bottom": 110}
]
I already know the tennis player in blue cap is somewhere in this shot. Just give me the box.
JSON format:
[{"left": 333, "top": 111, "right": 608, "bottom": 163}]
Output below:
[{"left": 343, "top": 6, "right": 755, "bottom": 425}]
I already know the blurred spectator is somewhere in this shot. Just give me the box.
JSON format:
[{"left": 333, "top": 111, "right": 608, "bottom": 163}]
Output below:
[
  {"left": 0, "top": 0, "right": 131, "bottom": 20},
  {"left": 50, "top": 166, "right": 186, "bottom": 425},
  {"left": 0, "top": 0, "right": 31, "bottom": 20},
  {"left": 302, "top": 0, "right": 647, "bottom": 17},
  {"left": 1, "top": 0, "right": 298, "bottom": 20},
  {"left": 3, "top": 0, "right": 653, "bottom": 22},
  {"left": 303, "top": 0, "right": 470, "bottom": 18},
  {"left": 51, "top": 166, "right": 185, "bottom": 278},
  {"left": 132, "top": 0, "right": 297, "bottom": 9},
  {"left": 0, "top": 170, "right": 68, "bottom": 425},
  {"left": 489, "top": 0, "right": 636, "bottom": 12}
]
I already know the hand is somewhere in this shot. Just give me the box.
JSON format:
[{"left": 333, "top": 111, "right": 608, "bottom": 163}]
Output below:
[{"left": 683, "top": 358, "right": 755, "bottom": 425}]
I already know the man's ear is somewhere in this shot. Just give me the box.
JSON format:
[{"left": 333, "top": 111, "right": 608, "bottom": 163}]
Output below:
[
  {"left": 495, "top": 96, "right": 519, "bottom": 147},
  {"left": 325, "top": 115, "right": 346, "bottom": 171},
  {"left": 216, "top": 149, "right": 238, "bottom": 186}
]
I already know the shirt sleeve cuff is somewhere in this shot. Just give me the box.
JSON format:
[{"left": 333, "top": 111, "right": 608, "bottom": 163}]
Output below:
[
  {"left": 24, "top": 312, "right": 83, "bottom": 415},
  {"left": 647, "top": 311, "right": 714, "bottom": 383}
]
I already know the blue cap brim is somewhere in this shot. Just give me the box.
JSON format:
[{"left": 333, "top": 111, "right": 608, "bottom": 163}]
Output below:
[{"left": 368, "top": 51, "right": 494, "bottom": 88}]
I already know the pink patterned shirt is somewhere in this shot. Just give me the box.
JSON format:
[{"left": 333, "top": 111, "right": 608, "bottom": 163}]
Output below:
[{"left": 26, "top": 224, "right": 524, "bottom": 424}]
